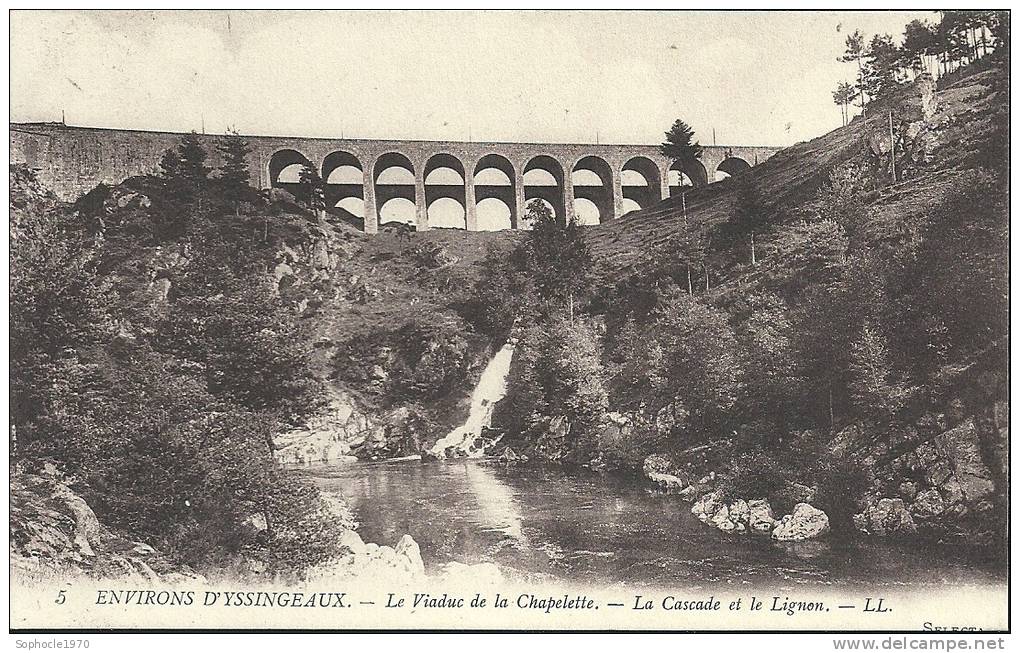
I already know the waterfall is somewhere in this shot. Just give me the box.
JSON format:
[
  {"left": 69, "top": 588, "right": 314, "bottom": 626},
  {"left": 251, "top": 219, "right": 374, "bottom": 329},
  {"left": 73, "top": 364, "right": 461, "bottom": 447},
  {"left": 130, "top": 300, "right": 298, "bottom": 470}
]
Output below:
[{"left": 429, "top": 341, "right": 515, "bottom": 458}]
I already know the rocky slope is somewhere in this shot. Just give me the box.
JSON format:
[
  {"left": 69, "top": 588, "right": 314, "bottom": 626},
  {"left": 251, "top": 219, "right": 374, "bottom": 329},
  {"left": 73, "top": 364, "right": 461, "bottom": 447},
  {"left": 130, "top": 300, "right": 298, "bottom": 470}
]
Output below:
[
  {"left": 69, "top": 176, "right": 516, "bottom": 465},
  {"left": 10, "top": 467, "right": 204, "bottom": 583},
  {"left": 610, "top": 64, "right": 1008, "bottom": 547}
]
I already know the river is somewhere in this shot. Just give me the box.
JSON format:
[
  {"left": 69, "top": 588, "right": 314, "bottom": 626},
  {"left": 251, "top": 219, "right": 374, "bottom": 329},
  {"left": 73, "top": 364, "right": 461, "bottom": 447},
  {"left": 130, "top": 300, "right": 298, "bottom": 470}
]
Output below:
[{"left": 299, "top": 458, "right": 1005, "bottom": 589}]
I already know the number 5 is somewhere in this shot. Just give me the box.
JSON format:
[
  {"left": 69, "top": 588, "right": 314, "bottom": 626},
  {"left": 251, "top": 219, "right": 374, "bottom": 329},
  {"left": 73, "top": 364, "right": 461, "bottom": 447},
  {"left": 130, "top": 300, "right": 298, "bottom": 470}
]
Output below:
[{"left": 55, "top": 589, "right": 66, "bottom": 605}]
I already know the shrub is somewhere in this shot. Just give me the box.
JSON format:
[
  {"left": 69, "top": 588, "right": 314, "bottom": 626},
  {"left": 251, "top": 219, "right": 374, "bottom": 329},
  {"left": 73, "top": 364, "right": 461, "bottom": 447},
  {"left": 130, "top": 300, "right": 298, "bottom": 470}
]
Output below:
[
  {"left": 717, "top": 449, "right": 788, "bottom": 502},
  {"left": 810, "top": 454, "right": 872, "bottom": 537}
]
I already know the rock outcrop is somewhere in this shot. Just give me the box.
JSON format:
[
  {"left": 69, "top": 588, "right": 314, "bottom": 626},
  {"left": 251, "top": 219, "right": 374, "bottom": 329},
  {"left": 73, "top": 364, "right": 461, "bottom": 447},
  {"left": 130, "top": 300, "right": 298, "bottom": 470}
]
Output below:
[
  {"left": 857, "top": 417, "right": 1002, "bottom": 542},
  {"left": 643, "top": 454, "right": 688, "bottom": 493},
  {"left": 692, "top": 491, "right": 781, "bottom": 537},
  {"left": 747, "top": 499, "right": 778, "bottom": 534},
  {"left": 854, "top": 498, "right": 917, "bottom": 537},
  {"left": 309, "top": 531, "right": 429, "bottom": 583},
  {"left": 10, "top": 470, "right": 202, "bottom": 583},
  {"left": 274, "top": 389, "right": 383, "bottom": 465},
  {"left": 771, "top": 503, "right": 830, "bottom": 542}
]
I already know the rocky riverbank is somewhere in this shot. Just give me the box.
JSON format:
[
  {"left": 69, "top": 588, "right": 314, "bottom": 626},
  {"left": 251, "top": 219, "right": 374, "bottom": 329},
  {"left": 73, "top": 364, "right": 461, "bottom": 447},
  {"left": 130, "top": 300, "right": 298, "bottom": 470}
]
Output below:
[
  {"left": 10, "top": 467, "right": 205, "bottom": 584},
  {"left": 10, "top": 465, "right": 500, "bottom": 587},
  {"left": 640, "top": 404, "right": 1007, "bottom": 546}
]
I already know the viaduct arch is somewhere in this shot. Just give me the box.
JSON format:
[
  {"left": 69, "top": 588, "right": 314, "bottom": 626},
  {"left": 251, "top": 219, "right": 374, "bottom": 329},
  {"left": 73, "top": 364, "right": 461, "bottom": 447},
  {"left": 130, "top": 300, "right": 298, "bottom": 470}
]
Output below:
[{"left": 10, "top": 122, "right": 783, "bottom": 233}]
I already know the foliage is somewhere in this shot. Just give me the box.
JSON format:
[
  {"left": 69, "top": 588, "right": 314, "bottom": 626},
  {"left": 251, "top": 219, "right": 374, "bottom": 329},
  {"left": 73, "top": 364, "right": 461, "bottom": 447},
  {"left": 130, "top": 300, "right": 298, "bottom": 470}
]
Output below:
[
  {"left": 10, "top": 139, "right": 340, "bottom": 577},
  {"left": 496, "top": 316, "right": 609, "bottom": 462},
  {"left": 862, "top": 33, "right": 904, "bottom": 102},
  {"left": 462, "top": 242, "right": 537, "bottom": 339},
  {"left": 527, "top": 199, "right": 594, "bottom": 313},
  {"left": 217, "top": 128, "right": 254, "bottom": 215},
  {"left": 299, "top": 163, "right": 326, "bottom": 212},
  {"left": 885, "top": 173, "right": 1008, "bottom": 381},
  {"left": 721, "top": 179, "right": 782, "bottom": 264},
  {"left": 831, "top": 80, "right": 856, "bottom": 126},
  {"left": 648, "top": 292, "right": 741, "bottom": 442},
  {"left": 761, "top": 219, "right": 848, "bottom": 292},
  {"left": 839, "top": 29, "right": 869, "bottom": 110},
  {"left": 387, "top": 324, "right": 473, "bottom": 405},
  {"left": 717, "top": 449, "right": 788, "bottom": 502},
  {"left": 734, "top": 292, "right": 799, "bottom": 446},
  {"left": 815, "top": 161, "right": 870, "bottom": 244},
  {"left": 810, "top": 454, "right": 871, "bottom": 537},
  {"left": 153, "top": 254, "right": 323, "bottom": 425},
  {"left": 659, "top": 119, "right": 703, "bottom": 165},
  {"left": 836, "top": 11, "right": 1005, "bottom": 113},
  {"left": 848, "top": 322, "right": 906, "bottom": 424}
]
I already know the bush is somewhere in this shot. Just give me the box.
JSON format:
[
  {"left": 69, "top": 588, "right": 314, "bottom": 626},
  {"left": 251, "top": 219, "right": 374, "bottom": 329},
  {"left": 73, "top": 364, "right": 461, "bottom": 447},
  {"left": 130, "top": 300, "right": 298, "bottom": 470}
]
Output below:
[
  {"left": 717, "top": 449, "right": 788, "bottom": 502},
  {"left": 810, "top": 454, "right": 872, "bottom": 537}
]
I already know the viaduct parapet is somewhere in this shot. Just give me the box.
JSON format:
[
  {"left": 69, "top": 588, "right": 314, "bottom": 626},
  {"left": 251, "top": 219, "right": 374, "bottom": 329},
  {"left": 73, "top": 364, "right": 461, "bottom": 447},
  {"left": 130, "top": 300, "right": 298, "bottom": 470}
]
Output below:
[{"left": 11, "top": 122, "right": 782, "bottom": 233}]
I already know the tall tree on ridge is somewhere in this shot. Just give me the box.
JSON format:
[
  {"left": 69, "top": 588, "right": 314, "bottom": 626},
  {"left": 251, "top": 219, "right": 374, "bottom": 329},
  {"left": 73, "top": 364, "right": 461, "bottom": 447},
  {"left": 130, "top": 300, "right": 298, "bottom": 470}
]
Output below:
[
  {"left": 659, "top": 119, "right": 704, "bottom": 178},
  {"left": 839, "top": 30, "right": 869, "bottom": 115},
  {"left": 217, "top": 128, "right": 253, "bottom": 216},
  {"left": 832, "top": 81, "right": 856, "bottom": 126}
]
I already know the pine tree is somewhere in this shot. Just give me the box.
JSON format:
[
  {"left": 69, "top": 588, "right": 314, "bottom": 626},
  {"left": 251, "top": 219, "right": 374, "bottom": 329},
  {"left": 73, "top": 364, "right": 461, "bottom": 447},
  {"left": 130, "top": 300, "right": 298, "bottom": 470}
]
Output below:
[
  {"left": 724, "top": 179, "right": 779, "bottom": 266},
  {"left": 863, "top": 33, "right": 903, "bottom": 101},
  {"left": 298, "top": 164, "right": 325, "bottom": 213},
  {"left": 832, "top": 81, "right": 855, "bottom": 126},
  {"left": 156, "top": 132, "right": 211, "bottom": 237},
  {"left": 659, "top": 119, "right": 703, "bottom": 174},
  {"left": 178, "top": 131, "right": 211, "bottom": 186},
  {"left": 217, "top": 128, "right": 253, "bottom": 216},
  {"left": 848, "top": 322, "right": 904, "bottom": 427},
  {"left": 816, "top": 161, "right": 869, "bottom": 249},
  {"left": 651, "top": 292, "right": 742, "bottom": 441},
  {"left": 839, "top": 30, "right": 869, "bottom": 114},
  {"left": 903, "top": 19, "right": 938, "bottom": 77}
]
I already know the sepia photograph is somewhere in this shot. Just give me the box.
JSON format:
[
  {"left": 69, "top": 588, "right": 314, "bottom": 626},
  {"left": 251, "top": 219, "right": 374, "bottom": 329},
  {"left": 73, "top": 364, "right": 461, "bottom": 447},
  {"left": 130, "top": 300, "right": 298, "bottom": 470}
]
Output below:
[{"left": 7, "top": 8, "right": 1010, "bottom": 637}]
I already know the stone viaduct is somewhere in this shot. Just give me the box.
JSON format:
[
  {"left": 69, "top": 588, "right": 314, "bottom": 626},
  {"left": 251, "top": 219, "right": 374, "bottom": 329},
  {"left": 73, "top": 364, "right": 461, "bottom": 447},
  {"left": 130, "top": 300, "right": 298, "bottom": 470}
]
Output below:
[{"left": 11, "top": 122, "right": 782, "bottom": 233}]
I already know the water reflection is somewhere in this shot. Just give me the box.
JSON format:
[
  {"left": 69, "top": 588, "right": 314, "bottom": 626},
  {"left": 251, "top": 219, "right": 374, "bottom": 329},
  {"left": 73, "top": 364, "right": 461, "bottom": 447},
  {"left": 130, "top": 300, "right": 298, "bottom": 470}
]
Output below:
[
  {"left": 298, "top": 459, "right": 1006, "bottom": 588},
  {"left": 462, "top": 462, "right": 527, "bottom": 545}
]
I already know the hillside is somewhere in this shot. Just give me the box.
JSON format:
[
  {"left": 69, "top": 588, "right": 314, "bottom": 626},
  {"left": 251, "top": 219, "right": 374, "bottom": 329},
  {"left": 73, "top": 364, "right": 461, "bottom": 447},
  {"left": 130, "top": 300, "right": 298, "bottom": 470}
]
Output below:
[
  {"left": 589, "top": 65, "right": 1006, "bottom": 287},
  {"left": 486, "top": 61, "right": 1008, "bottom": 549}
]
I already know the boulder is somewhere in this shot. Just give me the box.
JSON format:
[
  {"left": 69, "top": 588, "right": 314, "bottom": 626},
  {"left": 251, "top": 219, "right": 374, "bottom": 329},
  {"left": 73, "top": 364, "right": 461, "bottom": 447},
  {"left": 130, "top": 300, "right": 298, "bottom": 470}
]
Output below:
[
  {"left": 910, "top": 489, "right": 946, "bottom": 521},
  {"left": 918, "top": 73, "right": 938, "bottom": 122},
  {"left": 496, "top": 447, "right": 528, "bottom": 466},
  {"left": 783, "top": 482, "right": 816, "bottom": 504},
  {"left": 265, "top": 187, "right": 295, "bottom": 203},
  {"left": 52, "top": 486, "right": 103, "bottom": 557},
  {"left": 747, "top": 499, "right": 777, "bottom": 534},
  {"left": 395, "top": 534, "right": 425, "bottom": 577},
  {"left": 244, "top": 513, "right": 268, "bottom": 532},
  {"left": 710, "top": 505, "right": 738, "bottom": 533},
  {"left": 863, "top": 498, "right": 917, "bottom": 536},
  {"left": 338, "top": 529, "right": 367, "bottom": 556},
  {"left": 935, "top": 420, "right": 995, "bottom": 503},
  {"left": 642, "top": 454, "right": 671, "bottom": 477},
  {"left": 678, "top": 485, "right": 703, "bottom": 501},
  {"left": 771, "top": 503, "right": 830, "bottom": 542},
  {"left": 926, "top": 460, "right": 952, "bottom": 487},
  {"left": 691, "top": 491, "right": 722, "bottom": 523},
  {"left": 647, "top": 471, "right": 686, "bottom": 493},
  {"left": 727, "top": 499, "right": 749, "bottom": 527},
  {"left": 940, "top": 476, "right": 965, "bottom": 506},
  {"left": 898, "top": 481, "right": 918, "bottom": 503}
]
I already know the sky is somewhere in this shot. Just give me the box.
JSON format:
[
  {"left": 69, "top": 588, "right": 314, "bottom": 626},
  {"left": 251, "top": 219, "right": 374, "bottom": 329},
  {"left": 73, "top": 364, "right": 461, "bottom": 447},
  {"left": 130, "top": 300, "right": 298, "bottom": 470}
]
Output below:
[{"left": 11, "top": 10, "right": 936, "bottom": 147}]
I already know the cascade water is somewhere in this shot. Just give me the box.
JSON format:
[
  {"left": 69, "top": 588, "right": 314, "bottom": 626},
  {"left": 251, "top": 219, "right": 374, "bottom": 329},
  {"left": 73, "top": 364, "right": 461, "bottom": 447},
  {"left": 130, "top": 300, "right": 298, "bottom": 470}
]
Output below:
[{"left": 430, "top": 342, "right": 515, "bottom": 458}]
